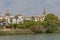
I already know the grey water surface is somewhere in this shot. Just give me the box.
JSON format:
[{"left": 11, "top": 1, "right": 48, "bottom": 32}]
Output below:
[{"left": 0, "top": 33, "right": 60, "bottom": 40}]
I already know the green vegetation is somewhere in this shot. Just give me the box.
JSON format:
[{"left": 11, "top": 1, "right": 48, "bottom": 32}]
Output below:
[
  {"left": 44, "top": 13, "right": 60, "bottom": 33},
  {"left": 5, "top": 13, "right": 60, "bottom": 34},
  {"left": 17, "top": 20, "right": 35, "bottom": 28},
  {"left": 29, "top": 21, "right": 45, "bottom": 33}
]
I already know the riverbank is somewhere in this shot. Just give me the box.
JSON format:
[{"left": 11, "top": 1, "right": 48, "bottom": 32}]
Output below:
[
  {"left": 0, "top": 28, "right": 34, "bottom": 35},
  {"left": 0, "top": 28, "right": 60, "bottom": 35}
]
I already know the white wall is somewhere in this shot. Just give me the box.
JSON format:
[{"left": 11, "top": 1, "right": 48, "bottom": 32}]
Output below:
[{"left": 12, "top": 19, "right": 16, "bottom": 24}]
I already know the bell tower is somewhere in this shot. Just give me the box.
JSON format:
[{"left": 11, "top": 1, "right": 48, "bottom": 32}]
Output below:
[
  {"left": 5, "top": 9, "right": 10, "bottom": 16},
  {"left": 5, "top": 9, "right": 11, "bottom": 24},
  {"left": 43, "top": 8, "right": 46, "bottom": 17}
]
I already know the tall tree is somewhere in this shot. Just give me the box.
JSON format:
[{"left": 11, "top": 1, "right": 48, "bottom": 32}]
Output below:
[{"left": 44, "top": 13, "right": 60, "bottom": 33}]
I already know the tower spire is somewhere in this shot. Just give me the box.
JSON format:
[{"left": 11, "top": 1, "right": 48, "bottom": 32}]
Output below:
[
  {"left": 5, "top": 9, "right": 10, "bottom": 16},
  {"left": 43, "top": 8, "right": 46, "bottom": 17},
  {"left": 43, "top": 8, "right": 46, "bottom": 15}
]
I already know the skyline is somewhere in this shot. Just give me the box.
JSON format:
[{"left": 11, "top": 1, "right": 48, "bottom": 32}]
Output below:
[{"left": 0, "top": 0, "right": 60, "bottom": 16}]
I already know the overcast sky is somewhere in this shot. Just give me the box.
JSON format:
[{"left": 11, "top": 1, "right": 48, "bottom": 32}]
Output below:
[{"left": 0, "top": 0, "right": 60, "bottom": 16}]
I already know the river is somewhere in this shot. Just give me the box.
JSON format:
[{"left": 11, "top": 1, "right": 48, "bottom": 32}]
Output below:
[{"left": 0, "top": 33, "right": 60, "bottom": 40}]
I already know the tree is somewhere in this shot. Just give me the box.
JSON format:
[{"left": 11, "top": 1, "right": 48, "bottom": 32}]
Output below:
[
  {"left": 31, "top": 16, "right": 35, "bottom": 21},
  {"left": 29, "top": 21, "right": 45, "bottom": 33},
  {"left": 44, "top": 13, "right": 60, "bottom": 33},
  {"left": 17, "top": 20, "right": 35, "bottom": 28}
]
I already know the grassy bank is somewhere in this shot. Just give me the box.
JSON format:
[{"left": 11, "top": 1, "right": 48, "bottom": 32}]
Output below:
[
  {"left": 0, "top": 28, "right": 60, "bottom": 35},
  {"left": 0, "top": 28, "right": 34, "bottom": 35}
]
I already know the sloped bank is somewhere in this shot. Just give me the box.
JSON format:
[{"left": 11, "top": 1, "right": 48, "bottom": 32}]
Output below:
[{"left": 0, "top": 28, "right": 34, "bottom": 35}]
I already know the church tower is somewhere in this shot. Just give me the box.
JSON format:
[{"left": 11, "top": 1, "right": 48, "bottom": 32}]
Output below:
[
  {"left": 5, "top": 9, "right": 10, "bottom": 16},
  {"left": 40, "top": 8, "right": 46, "bottom": 21},
  {"left": 5, "top": 9, "right": 11, "bottom": 25},
  {"left": 43, "top": 8, "right": 46, "bottom": 17}
]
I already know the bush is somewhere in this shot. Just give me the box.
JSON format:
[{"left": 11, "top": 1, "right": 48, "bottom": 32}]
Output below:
[
  {"left": 29, "top": 21, "right": 45, "bottom": 33},
  {"left": 9, "top": 24, "right": 17, "bottom": 29},
  {"left": 17, "top": 23, "right": 27, "bottom": 28},
  {"left": 17, "top": 20, "right": 35, "bottom": 28},
  {"left": 44, "top": 13, "right": 60, "bottom": 33},
  {"left": 9, "top": 24, "right": 14, "bottom": 28}
]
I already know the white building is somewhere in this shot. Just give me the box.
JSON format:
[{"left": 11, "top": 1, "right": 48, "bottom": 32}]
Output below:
[
  {"left": 11, "top": 15, "right": 24, "bottom": 24},
  {"left": 33, "top": 8, "right": 46, "bottom": 21},
  {"left": 24, "top": 8, "right": 46, "bottom": 21},
  {"left": 0, "top": 10, "right": 24, "bottom": 26},
  {"left": 33, "top": 16, "right": 40, "bottom": 21},
  {"left": 24, "top": 17, "right": 32, "bottom": 20},
  {"left": 31, "top": 16, "right": 45, "bottom": 21}
]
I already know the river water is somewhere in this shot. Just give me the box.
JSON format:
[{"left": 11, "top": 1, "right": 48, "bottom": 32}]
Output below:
[{"left": 0, "top": 33, "right": 60, "bottom": 40}]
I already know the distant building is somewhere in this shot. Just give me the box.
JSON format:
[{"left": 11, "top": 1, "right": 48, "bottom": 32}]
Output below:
[
  {"left": 0, "top": 10, "right": 24, "bottom": 26},
  {"left": 9, "top": 15, "right": 24, "bottom": 24},
  {"left": 31, "top": 16, "right": 45, "bottom": 21},
  {"left": 31, "top": 8, "right": 46, "bottom": 21},
  {"left": 24, "top": 16, "right": 32, "bottom": 20},
  {"left": 0, "top": 8, "right": 46, "bottom": 26},
  {"left": 0, "top": 13, "right": 5, "bottom": 26},
  {"left": 40, "top": 8, "right": 46, "bottom": 21},
  {"left": 31, "top": 16, "right": 40, "bottom": 21}
]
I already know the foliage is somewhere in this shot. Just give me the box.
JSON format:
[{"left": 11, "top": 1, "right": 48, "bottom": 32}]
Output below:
[
  {"left": 17, "top": 20, "right": 35, "bottom": 28},
  {"left": 29, "top": 21, "right": 45, "bottom": 33},
  {"left": 44, "top": 13, "right": 60, "bottom": 33},
  {"left": 31, "top": 16, "right": 35, "bottom": 21},
  {"left": 8, "top": 13, "right": 60, "bottom": 33},
  {"left": 9, "top": 23, "right": 17, "bottom": 29},
  {"left": 9, "top": 23, "right": 15, "bottom": 28}
]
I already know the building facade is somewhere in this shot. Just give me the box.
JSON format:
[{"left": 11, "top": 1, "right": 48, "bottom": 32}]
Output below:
[
  {"left": 0, "top": 10, "right": 24, "bottom": 26},
  {"left": 30, "top": 8, "right": 46, "bottom": 21}
]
